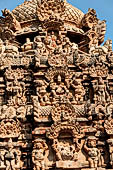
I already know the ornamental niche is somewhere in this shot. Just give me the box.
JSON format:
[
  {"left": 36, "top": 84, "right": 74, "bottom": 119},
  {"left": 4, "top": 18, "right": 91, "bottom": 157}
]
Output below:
[{"left": 0, "top": 0, "right": 112, "bottom": 170}]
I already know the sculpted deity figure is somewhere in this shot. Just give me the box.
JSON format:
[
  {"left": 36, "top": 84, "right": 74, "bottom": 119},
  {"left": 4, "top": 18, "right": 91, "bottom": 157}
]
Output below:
[
  {"left": 36, "top": 80, "right": 50, "bottom": 106},
  {"left": 51, "top": 31, "right": 57, "bottom": 47},
  {"left": 33, "top": 36, "right": 45, "bottom": 66},
  {"left": 97, "top": 77, "right": 109, "bottom": 103},
  {"left": 50, "top": 74, "right": 69, "bottom": 103},
  {"left": 32, "top": 141, "right": 48, "bottom": 170},
  {"left": 63, "top": 37, "right": 72, "bottom": 53},
  {"left": 7, "top": 78, "right": 26, "bottom": 106},
  {"left": 44, "top": 31, "right": 57, "bottom": 51},
  {"left": 71, "top": 74, "right": 85, "bottom": 104},
  {"left": 21, "top": 38, "right": 33, "bottom": 52},
  {"left": 34, "top": 36, "right": 44, "bottom": 53},
  {"left": 83, "top": 136, "right": 99, "bottom": 168},
  {"left": 93, "top": 77, "right": 109, "bottom": 104},
  {"left": 4, "top": 139, "right": 21, "bottom": 170}
]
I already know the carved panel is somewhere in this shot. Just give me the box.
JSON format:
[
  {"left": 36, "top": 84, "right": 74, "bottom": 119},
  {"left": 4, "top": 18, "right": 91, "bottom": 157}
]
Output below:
[{"left": 0, "top": 0, "right": 112, "bottom": 170}]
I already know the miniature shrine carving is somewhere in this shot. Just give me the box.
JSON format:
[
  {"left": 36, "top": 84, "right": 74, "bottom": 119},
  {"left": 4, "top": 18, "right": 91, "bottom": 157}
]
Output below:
[{"left": 0, "top": 0, "right": 113, "bottom": 170}]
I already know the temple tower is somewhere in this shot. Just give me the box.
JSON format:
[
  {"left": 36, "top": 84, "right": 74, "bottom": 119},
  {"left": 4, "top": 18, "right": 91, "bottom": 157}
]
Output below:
[{"left": 0, "top": 0, "right": 113, "bottom": 170}]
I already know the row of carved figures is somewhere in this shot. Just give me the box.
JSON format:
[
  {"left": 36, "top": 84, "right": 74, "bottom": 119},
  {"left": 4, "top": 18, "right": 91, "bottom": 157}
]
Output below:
[{"left": 0, "top": 135, "right": 113, "bottom": 170}]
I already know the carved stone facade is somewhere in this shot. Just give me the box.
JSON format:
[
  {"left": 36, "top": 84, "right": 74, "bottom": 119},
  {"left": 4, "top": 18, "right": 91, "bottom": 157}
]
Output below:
[{"left": 0, "top": 0, "right": 112, "bottom": 170}]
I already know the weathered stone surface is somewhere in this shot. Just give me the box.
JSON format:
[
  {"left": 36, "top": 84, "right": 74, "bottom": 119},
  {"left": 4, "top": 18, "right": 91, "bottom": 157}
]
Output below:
[{"left": 0, "top": 0, "right": 112, "bottom": 169}]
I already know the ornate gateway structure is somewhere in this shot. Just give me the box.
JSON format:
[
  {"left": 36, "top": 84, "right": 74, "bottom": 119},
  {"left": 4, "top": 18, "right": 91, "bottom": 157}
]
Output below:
[{"left": 0, "top": 0, "right": 113, "bottom": 169}]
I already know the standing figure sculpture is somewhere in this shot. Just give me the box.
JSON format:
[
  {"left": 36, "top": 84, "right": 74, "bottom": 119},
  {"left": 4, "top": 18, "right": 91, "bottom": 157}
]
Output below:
[
  {"left": 83, "top": 136, "right": 99, "bottom": 168},
  {"left": 32, "top": 141, "right": 48, "bottom": 170},
  {"left": 4, "top": 139, "right": 21, "bottom": 170}
]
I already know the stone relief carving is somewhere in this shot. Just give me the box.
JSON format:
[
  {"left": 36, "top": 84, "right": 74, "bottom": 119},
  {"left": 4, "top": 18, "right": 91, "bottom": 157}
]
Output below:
[
  {"left": 32, "top": 140, "right": 49, "bottom": 170},
  {"left": 2, "top": 9, "right": 21, "bottom": 31},
  {"left": 46, "top": 121, "right": 81, "bottom": 164},
  {"left": 51, "top": 103, "right": 75, "bottom": 122},
  {"left": 83, "top": 136, "right": 99, "bottom": 168},
  {"left": 0, "top": 0, "right": 113, "bottom": 169},
  {"left": 2, "top": 139, "right": 21, "bottom": 170},
  {"left": 0, "top": 119, "right": 21, "bottom": 138},
  {"left": 37, "top": 0, "right": 65, "bottom": 22}
]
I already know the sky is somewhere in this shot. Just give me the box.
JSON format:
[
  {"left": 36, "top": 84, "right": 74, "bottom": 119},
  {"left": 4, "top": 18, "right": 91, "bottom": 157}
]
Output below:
[{"left": 0, "top": 0, "right": 113, "bottom": 43}]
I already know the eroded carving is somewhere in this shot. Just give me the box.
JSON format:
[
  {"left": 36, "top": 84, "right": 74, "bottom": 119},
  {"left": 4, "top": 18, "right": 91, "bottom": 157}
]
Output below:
[
  {"left": 32, "top": 140, "right": 48, "bottom": 170},
  {"left": 83, "top": 136, "right": 99, "bottom": 168},
  {"left": 0, "top": 0, "right": 112, "bottom": 170}
]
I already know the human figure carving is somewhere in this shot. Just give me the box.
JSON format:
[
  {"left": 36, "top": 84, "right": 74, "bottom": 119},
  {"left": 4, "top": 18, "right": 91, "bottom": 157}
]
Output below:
[
  {"left": 63, "top": 37, "right": 72, "bottom": 53},
  {"left": 34, "top": 36, "right": 44, "bottom": 53},
  {"left": 7, "top": 78, "right": 26, "bottom": 106},
  {"left": 83, "top": 136, "right": 99, "bottom": 168},
  {"left": 21, "top": 38, "right": 33, "bottom": 51},
  {"left": 4, "top": 139, "right": 21, "bottom": 170},
  {"left": 92, "top": 77, "right": 110, "bottom": 104},
  {"left": 44, "top": 32, "right": 57, "bottom": 51},
  {"left": 32, "top": 141, "right": 48, "bottom": 170},
  {"left": 50, "top": 74, "right": 69, "bottom": 103},
  {"left": 71, "top": 74, "right": 85, "bottom": 104},
  {"left": 36, "top": 80, "right": 50, "bottom": 106}
]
